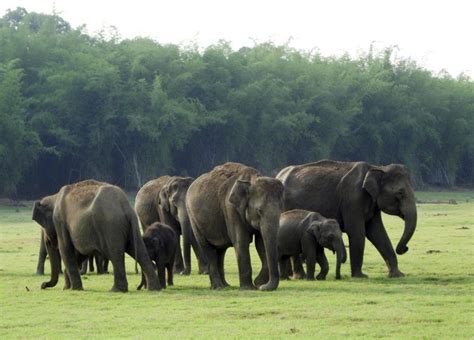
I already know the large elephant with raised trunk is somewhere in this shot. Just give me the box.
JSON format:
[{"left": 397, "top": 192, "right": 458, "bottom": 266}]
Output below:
[
  {"left": 32, "top": 179, "right": 160, "bottom": 292},
  {"left": 135, "top": 176, "right": 207, "bottom": 275},
  {"left": 186, "top": 162, "right": 284, "bottom": 291},
  {"left": 277, "top": 160, "right": 417, "bottom": 278}
]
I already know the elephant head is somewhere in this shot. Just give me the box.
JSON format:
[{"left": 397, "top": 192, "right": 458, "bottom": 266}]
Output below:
[
  {"left": 32, "top": 195, "right": 61, "bottom": 289},
  {"left": 229, "top": 174, "right": 284, "bottom": 290},
  {"left": 362, "top": 164, "right": 417, "bottom": 255},
  {"left": 158, "top": 177, "right": 194, "bottom": 224},
  {"left": 307, "top": 217, "right": 347, "bottom": 280}
]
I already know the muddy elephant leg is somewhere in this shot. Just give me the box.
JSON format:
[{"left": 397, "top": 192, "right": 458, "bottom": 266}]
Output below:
[
  {"left": 315, "top": 247, "right": 329, "bottom": 280},
  {"left": 234, "top": 233, "right": 255, "bottom": 290},
  {"left": 366, "top": 214, "right": 404, "bottom": 278},
  {"left": 36, "top": 232, "right": 47, "bottom": 275},
  {"left": 254, "top": 232, "right": 269, "bottom": 287},
  {"left": 291, "top": 256, "right": 305, "bottom": 279}
]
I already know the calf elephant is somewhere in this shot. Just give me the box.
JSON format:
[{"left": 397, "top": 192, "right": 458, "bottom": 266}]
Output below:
[
  {"left": 32, "top": 179, "right": 160, "bottom": 292},
  {"left": 277, "top": 160, "right": 417, "bottom": 278},
  {"left": 138, "top": 222, "right": 178, "bottom": 290},
  {"left": 278, "top": 209, "right": 347, "bottom": 280},
  {"left": 186, "top": 162, "right": 284, "bottom": 291},
  {"left": 135, "top": 176, "right": 207, "bottom": 275}
]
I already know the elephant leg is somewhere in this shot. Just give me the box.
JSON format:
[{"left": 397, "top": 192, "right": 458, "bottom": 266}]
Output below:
[
  {"left": 89, "top": 255, "right": 95, "bottom": 273},
  {"left": 347, "top": 226, "right": 368, "bottom": 278},
  {"left": 36, "top": 232, "right": 47, "bottom": 275},
  {"left": 366, "top": 214, "right": 404, "bottom": 278},
  {"left": 157, "top": 262, "right": 166, "bottom": 289},
  {"left": 202, "top": 244, "right": 226, "bottom": 289},
  {"left": 304, "top": 252, "right": 316, "bottom": 281},
  {"left": 291, "top": 255, "right": 305, "bottom": 279},
  {"left": 182, "top": 228, "right": 192, "bottom": 275},
  {"left": 190, "top": 233, "right": 208, "bottom": 275},
  {"left": 64, "top": 268, "right": 71, "bottom": 290},
  {"left": 315, "top": 247, "right": 329, "bottom": 280},
  {"left": 234, "top": 233, "right": 255, "bottom": 290},
  {"left": 137, "top": 271, "right": 146, "bottom": 290},
  {"left": 174, "top": 241, "right": 185, "bottom": 274},
  {"left": 126, "top": 237, "right": 160, "bottom": 291},
  {"left": 58, "top": 236, "right": 83, "bottom": 290},
  {"left": 279, "top": 256, "right": 290, "bottom": 280},
  {"left": 167, "top": 260, "right": 174, "bottom": 287},
  {"left": 254, "top": 232, "right": 269, "bottom": 287},
  {"left": 109, "top": 253, "right": 128, "bottom": 292},
  {"left": 79, "top": 258, "right": 88, "bottom": 275},
  {"left": 216, "top": 248, "right": 229, "bottom": 287}
]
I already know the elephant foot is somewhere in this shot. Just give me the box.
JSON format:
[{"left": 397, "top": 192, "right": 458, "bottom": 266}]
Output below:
[
  {"left": 239, "top": 283, "right": 257, "bottom": 290},
  {"left": 254, "top": 274, "right": 269, "bottom": 287},
  {"left": 292, "top": 272, "right": 305, "bottom": 280},
  {"left": 211, "top": 282, "right": 229, "bottom": 290},
  {"left": 110, "top": 285, "right": 128, "bottom": 293},
  {"left": 389, "top": 269, "right": 405, "bottom": 278},
  {"left": 336, "top": 274, "right": 342, "bottom": 280},
  {"left": 258, "top": 281, "right": 279, "bottom": 291},
  {"left": 316, "top": 273, "right": 327, "bottom": 280},
  {"left": 36, "top": 270, "right": 45, "bottom": 276},
  {"left": 306, "top": 276, "right": 316, "bottom": 281},
  {"left": 173, "top": 266, "right": 185, "bottom": 274},
  {"left": 352, "top": 272, "right": 369, "bottom": 278},
  {"left": 180, "top": 269, "right": 191, "bottom": 276}
]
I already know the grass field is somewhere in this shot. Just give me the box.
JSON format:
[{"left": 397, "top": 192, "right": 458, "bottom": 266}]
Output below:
[{"left": 1, "top": 191, "right": 473, "bottom": 338}]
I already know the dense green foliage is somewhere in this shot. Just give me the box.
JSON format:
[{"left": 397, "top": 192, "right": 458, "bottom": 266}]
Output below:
[
  {"left": 1, "top": 192, "right": 473, "bottom": 337},
  {"left": 0, "top": 8, "right": 473, "bottom": 197}
]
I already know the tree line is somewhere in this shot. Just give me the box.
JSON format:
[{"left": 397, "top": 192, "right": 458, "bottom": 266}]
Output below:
[{"left": 1, "top": 8, "right": 473, "bottom": 198}]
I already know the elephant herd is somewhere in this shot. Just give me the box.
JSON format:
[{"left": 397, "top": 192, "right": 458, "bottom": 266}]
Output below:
[{"left": 33, "top": 160, "right": 417, "bottom": 292}]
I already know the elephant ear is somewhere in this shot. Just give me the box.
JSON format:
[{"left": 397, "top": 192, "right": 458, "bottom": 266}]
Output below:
[
  {"left": 228, "top": 175, "right": 251, "bottom": 220},
  {"left": 157, "top": 186, "right": 170, "bottom": 212},
  {"left": 362, "top": 168, "right": 384, "bottom": 201},
  {"left": 307, "top": 221, "right": 323, "bottom": 241},
  {"left": 32, "top": 201, "right": 44, "bottom": 225}
]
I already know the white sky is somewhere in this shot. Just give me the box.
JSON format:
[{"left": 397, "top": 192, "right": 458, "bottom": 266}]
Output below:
[{"left": 1, "top": 0, "right": 473, "bottom": 77}]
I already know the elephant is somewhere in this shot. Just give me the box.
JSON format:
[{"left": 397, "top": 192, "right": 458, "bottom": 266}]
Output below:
[
  {"left": 276, "top": 160, "right": 417, "bottom": 278},
  {"left": 135, "top": 176, "right": 207, "bottom": 275},
  {"left": 278, "top": 209, "right": 347, "bottom": 280},
  {"left": 36, "top": 230, "right": 62, "bottom": 275},
  {"left": 32, "top": 179, "right": 160, "bottom": 292},
  {"left": 137, "top": 222, "right": 178, "bottom": 290},
  {"left": 186, "top": 162, "right": 284, "bottom": 291}
]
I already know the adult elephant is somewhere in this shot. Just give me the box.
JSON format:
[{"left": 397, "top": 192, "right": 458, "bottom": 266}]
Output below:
[
  {"left": 135, "top": 176, "right": 207, "bottom": 275},
  {"left": 276, "top": 160, "right": 417, "bottom": 278},
  {"left": 32, "top": 180, "right": 160, "bottom": 291},
  {"left": 186, "top": 162, "right": 284, "bottom": 291}
]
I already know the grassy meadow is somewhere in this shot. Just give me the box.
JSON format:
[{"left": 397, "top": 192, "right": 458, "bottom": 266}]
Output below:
[{"left": 0, "top": 191, "right": 473, "bottom": 338}]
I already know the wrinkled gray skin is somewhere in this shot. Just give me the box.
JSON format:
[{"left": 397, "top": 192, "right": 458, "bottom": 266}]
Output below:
[
  {"left": 32, "top": 180, "right": 160, "bottom": 292},
  {"left": 138, "top": 222, "right": 178, "bottom": 290},
  {"left": 278, "top": 210, "right": 347, "bottom": 280},
  {"left": 277, "top": 160, "right": 417, "bottom": 278},
  {"left": 186, "top": 162, "right": 284, "bottom": 291},
  {"left": 135, "top": 176, "right": 207, "bottom": 275}
]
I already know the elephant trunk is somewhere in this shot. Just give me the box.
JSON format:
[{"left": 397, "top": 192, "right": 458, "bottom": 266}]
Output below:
[
  {"left": 396, "top": 197, "right": 417, "bottom": 255},
  {"left": 41, "top": 240, "right": 60, "bottom": 289},
  {"left": 258, "top": 216, "right": 280, "bottom": 291},
  {"left": 334, "top": 239, "right": 347, "bottom": 280},
  {"left": 177, "top": 206, "right": 192, "bottom": 275}
]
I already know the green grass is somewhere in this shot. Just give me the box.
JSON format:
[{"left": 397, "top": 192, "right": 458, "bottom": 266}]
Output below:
[{"left": 1, "top": 192, "right": 473, "bottom": 338}]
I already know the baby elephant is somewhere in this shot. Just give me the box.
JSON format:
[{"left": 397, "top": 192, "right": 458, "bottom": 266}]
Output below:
[
  {"left": 138, "top": 222, "right": 178, "bottom": 289},
  {"left": 278, "top": 209, "right": 347, "bottom": 280}
]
